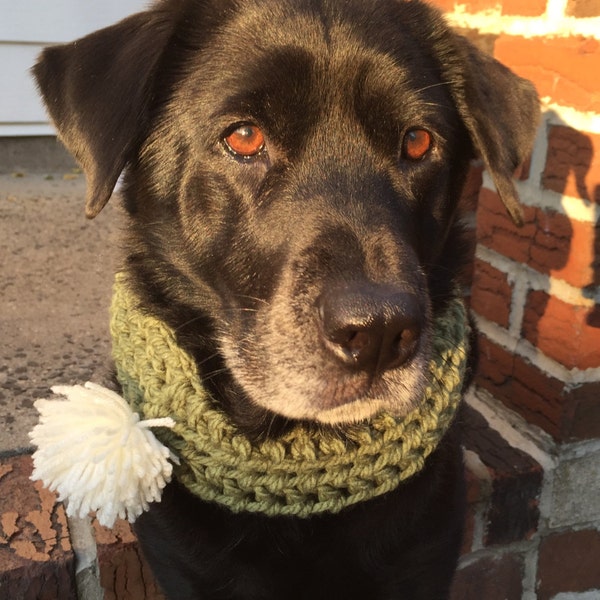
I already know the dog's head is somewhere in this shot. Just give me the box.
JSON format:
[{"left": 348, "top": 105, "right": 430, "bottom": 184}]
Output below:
[{"left": 34, "top": 0, "right": 539, "bottom": 433}]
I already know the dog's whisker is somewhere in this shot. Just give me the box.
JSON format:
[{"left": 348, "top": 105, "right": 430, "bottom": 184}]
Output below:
[
  {"left": 418, "top": 101, "right": 455, "bottom": 110},
  {"left": 232, "top": 293, "right": 270, "bottom": 307},
  {"left": 172, "top": 315, "right": 211, "bottom": 334},
  {"left": 413, "top": 80, "right": 454, "bottom": 94},
  {"left": 219, "top": 306, "right": 260, "bottom": 314},
  {"left": 194, "top": 351, "right": 222, "bottom": 369},
  {"left": 200, "top": 367, "right": 230, "bottom": 383}
]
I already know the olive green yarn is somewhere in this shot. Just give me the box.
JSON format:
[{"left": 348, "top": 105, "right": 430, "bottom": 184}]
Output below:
[{"left": 110, "top": 273, "right": 468, "bottom": 518}]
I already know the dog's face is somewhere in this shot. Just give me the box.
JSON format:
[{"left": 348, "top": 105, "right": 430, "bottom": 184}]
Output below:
[{"left": 34, "top": 0, "right": 539, "bottom": 432}]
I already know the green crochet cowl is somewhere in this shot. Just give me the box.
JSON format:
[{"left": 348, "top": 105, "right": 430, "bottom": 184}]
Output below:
[{"left": 110, "top": 273, "right": 468, "bottom": 518}]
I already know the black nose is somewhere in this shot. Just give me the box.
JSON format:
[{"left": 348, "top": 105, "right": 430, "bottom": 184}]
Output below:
[{"left": 317, "top": 283, "right": 422, "bottom": 374}]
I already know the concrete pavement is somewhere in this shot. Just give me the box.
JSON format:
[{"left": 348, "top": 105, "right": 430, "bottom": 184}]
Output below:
[{"left": 1, "top": 171, "right": 120, "bottom": 453}]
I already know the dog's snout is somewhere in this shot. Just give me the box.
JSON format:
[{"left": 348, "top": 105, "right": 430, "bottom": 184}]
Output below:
[{"left": 317, "top": 284, "right": 422, "bottom": 373}]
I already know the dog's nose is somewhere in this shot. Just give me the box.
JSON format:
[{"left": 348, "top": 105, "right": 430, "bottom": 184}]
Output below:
[{"left": 317, "top": 284, "right": 422, "bottom": 373}]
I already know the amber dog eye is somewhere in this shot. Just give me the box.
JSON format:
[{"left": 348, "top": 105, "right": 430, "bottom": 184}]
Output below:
[
  {"left": 402, "top": 128, "right": 432, "bottom": 161},
  {"left": 224, "top": 124, "right": 265, "bottom": 158}
]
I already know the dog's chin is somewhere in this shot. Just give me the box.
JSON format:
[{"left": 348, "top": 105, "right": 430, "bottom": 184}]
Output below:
[
  {"left": 280, "top": 384, "right": 424, "bottom": 426},
  {"left": 311, "top": 396, "right": 405, "bottom": 425},
  {"left": 244, "top": 388, "right": 422, "bottom": 428},
  {"left": 224, "top": 356, "right": 429, "bottom": 427}
]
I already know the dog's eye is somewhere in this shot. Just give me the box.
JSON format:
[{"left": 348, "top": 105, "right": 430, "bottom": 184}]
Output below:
[
  {"left": 401, "top": 129, "right": 432, "bottom": 161},
  {"left": 224, "top": 124, "right": 266, "bottom": 158}
]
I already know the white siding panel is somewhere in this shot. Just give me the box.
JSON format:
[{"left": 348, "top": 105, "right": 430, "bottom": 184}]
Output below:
[
  {"left": 0, "top": 45, "right": 47, "bottom": 123},
  {"left": 0, "top": 0, "right": 151, "bottom": 43},
  {"left": 0, "top": 0, "right": 149, "bottom": 136}
]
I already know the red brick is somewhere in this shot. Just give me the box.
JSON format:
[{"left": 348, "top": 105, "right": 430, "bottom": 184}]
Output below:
[
  {"left": 477, "top": 189, "right": 598, "bottom": 288},
  {"left": 501, "top": 0, "right": 547, "bottom": 16},
  {"left": 537, "top": 529, "right": 600, "bottom": 599},
  {"left": 529, "top": 209, "right": 572, "bottom": 272},
  {"left": 464, "top": 461, "right": 486, "bottom": 505},
  {"left": 459, "top": 0, "right": 503, "bottom": 10},
  {"left": 450, "top": 554, "right": 524, "bottom": 600},
  {"left": 495, "top": 36, "right": 600, "bottom": 112},
  {"left": 95, "top": 519, "right": 165, "bottom": 599},
  {"left": 471, "top": 259, "right": 512, "bottom": 327},
  {"left": 0, "top": 455, "right": 76, "bottom": 599},
  {"left": 462, "top": 407, "right": 542, "bottom": 546},
  {"left": 503, "top": 355, "right": 565, "bottom": 437},
  {"left": 567, "top": 0, "right": 600, "bottom": 17},
  {"left": 485, "top": 469, "right": 541, "bottom": 546},
  {"left": 461, "top": 462, "right": 489, "bottom": 555},
  {"left": 523, "top": 290, "right": 600, "bottom": 369},
  {"left": 98, "top": 544, "right": 165, "bottom": 600},
  {"left": 460, "top": 506, "right": 476, "bottom": 555},
  {"left": 425, "top": 0, "right": 458, "bottom": 11},
  {"left": 542, "top": 125, "right": 600, "bottom": 204},
  {"left": 476, "top": 335, "right": 600, "bottom": 441},
  {"left": 475, "top": 333, "right": 515, "bottom": 388},
  {"left": 477, "top": 188, "right": 537, "bottom": 264},
  {"left": 475, "top": 335, "right": 566, "bottom": 439},
  {"left": 536, "top": 220, "right": 573, "bottom": 267},
  {"left": 546, "top": 217, "right": 599, "bottom": 288},
  {"left": 569, "top": 380, "right": 600, "bottom": 440},
  {"left": 427, "top": 0, "right": 546, "bottom": 13}
]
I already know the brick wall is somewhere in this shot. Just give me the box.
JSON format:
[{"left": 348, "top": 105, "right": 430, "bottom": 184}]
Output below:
[
  {"left": 2, "top": 3, "right": 599, "bottom": 599},
  {"left": 427, "top": 0, "right": 600, "bottom": 598}
]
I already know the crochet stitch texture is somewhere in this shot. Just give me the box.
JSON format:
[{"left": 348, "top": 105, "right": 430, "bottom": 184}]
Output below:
[{"left": 111, "top": 273, "right": 469, "bottom": 517}]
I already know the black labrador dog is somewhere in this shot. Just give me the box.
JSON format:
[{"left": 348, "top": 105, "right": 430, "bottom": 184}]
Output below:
[{"left": 34, "top": 0, "right": 539, "bottom": 598}]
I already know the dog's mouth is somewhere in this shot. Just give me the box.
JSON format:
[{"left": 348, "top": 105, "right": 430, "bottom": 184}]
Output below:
[
  {"left": 219, "top": 327, "right": 431, "bottom": 426},
  {"left": 302, "top": 376, "right": 424, "bottom": 425},
  {"left": 217, "top": 281, "right": 433, "bottom": 426}
]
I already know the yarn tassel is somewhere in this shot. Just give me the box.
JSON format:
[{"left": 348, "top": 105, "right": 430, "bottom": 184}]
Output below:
[{"left": 29, "top": 382, "right": 176, "bottom": 527}]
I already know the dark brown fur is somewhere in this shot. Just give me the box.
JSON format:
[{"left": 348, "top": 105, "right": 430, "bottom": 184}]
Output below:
[{"left": 34, "top": 1, "right": 539, "bottom": 597}]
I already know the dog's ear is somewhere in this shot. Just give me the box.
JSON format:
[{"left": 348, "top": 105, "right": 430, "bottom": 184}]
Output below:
[
  {"left": 448, "top": 38, "right": 540, "bottom": 226},
  {"left": 33, "top": 11, "right": 175, "bottom": 218}
]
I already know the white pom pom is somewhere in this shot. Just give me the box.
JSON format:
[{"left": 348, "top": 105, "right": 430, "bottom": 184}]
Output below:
[{"left": 29, "top": 382, "right": 177, "bottom": 528}]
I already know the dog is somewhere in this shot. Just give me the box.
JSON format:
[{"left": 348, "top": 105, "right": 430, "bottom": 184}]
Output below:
[{"left": 34, "top": 0, "right": 539, "bottom": 597}]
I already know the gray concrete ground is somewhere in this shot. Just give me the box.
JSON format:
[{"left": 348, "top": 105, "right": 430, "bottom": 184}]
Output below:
[
  {"left": 1, "top": 169, "right": 121, "bottom": 453},
  {"left": 0, "top": 136, "right": 77, "bottom": 175}
]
